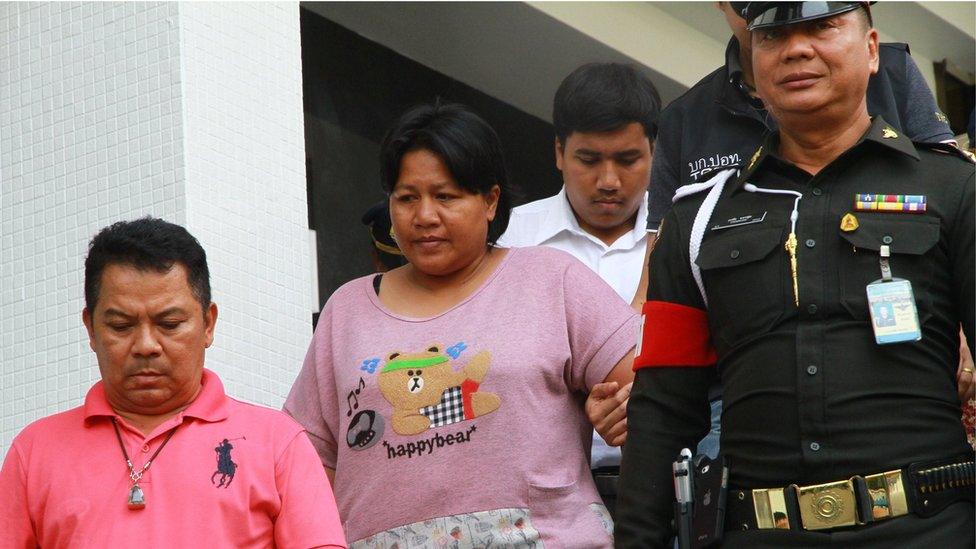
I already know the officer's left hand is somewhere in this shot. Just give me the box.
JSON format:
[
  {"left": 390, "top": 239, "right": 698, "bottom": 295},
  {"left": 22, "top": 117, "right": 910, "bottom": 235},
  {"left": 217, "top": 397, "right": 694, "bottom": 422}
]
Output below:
[
  {"left": 957, "top": 330, "right": 974, "bottom": 403},
  {"left": 586, "top": 381, "right": 632, "bottom": 446}
]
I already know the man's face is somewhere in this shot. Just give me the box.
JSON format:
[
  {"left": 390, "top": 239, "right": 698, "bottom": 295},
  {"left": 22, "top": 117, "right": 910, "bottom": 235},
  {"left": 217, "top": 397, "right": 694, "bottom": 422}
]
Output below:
[
  {"left": 83, "top": 263, "right": 216, "bottom": 418},
  {"left": 752, "top": 11, "right": 878, "bottom": 119},
  {"left": 556, "top": 121, "right": 652, "bottom": 244}
]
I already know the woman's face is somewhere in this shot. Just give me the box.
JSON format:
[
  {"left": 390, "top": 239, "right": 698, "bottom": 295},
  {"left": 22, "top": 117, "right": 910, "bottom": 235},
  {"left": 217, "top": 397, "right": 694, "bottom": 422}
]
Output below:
[{"left": 390, "top": 149, "right": 500, "bottom": 277}]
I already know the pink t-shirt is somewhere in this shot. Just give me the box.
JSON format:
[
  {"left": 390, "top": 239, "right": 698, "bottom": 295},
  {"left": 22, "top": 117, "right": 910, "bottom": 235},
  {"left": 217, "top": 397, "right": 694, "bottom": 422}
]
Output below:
[
  {"left": 0, "top": 369, "right": 346, "bottom": 549},
  {"left": 285, "top": 246, "right": 639, "bottom": 547}
]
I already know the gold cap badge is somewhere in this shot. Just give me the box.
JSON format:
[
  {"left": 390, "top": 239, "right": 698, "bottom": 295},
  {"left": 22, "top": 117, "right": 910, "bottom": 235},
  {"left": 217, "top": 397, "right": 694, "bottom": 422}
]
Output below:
[
  {"left": 881, "top": 126, "right": 898, "bottom": 139},
  {"left": 840, "top": 213, "right": 859, "bottom": 232}
]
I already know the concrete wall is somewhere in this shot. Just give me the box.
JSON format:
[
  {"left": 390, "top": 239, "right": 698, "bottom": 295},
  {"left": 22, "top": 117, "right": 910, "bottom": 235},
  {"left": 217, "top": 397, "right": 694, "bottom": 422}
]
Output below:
[{"left": 0, "top": 2, "right": 310, "bottom": 456}]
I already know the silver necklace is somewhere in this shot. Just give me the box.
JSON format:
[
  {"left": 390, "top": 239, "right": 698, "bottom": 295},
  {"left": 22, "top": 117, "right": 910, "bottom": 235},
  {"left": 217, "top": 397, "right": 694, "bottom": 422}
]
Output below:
[{"left": 111, "top": 418, "right": 178, "bottom": 510}]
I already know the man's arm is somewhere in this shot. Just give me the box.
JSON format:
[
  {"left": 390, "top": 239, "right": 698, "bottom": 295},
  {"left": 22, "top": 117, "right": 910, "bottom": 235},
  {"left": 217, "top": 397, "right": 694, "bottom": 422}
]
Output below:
[
  {"left": 646, "top": 111, "right": 684, "bottom": 232},
  {"left": 274, "top": 431, "right": 347, "bottom": 548},
  {"left": 618, "top": 368, "right": 713, "bottom": 548},
  {"left": 630, "top": 234, "right": 657, "bottom": 311},
  {"left": 900, "top": 52, "right": 955, "bottom": 143},
  {"left": 0, "top": 444, "right": 37, "bottom": 549},
  {"left": 615, "top": 209, "right": 716, "bottom": 548}
]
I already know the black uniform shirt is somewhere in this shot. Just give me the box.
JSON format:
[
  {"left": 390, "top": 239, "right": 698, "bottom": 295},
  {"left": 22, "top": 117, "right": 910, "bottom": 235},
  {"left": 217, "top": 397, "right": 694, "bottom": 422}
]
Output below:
[
  {"left": 616, "top": 117, "right": 975, "bottom": 548},
  {"left": 647, "top": 38, "right": 955, "bottom": 231}
]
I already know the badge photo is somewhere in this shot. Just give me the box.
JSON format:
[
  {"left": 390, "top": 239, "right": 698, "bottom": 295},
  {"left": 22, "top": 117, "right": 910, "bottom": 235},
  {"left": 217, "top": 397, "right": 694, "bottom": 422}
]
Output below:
[{"left": 866, "top": 279, "right": 922, "bottom": 345}]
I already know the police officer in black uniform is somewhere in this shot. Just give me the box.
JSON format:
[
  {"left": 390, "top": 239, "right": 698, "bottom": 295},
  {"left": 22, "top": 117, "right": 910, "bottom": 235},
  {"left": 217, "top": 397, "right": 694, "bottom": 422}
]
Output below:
[
  {"left": 616, "top": 2, "right": 975, "bottom": 547},
  {"left": 645, "top": 1, "right": 957, "bottom": 466}
]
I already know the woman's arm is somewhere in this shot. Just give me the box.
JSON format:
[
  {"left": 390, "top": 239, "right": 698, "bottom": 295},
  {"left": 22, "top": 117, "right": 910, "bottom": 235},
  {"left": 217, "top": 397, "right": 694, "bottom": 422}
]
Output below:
[{"left": 586, "top": 349, "right": 636, "bottom": 446}]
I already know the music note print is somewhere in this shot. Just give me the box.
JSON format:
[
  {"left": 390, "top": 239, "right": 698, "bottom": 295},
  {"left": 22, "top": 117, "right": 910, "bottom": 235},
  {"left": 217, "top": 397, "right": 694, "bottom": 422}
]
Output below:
[{"left": 346, "top": 377, "right": 367, "bottom": 417}]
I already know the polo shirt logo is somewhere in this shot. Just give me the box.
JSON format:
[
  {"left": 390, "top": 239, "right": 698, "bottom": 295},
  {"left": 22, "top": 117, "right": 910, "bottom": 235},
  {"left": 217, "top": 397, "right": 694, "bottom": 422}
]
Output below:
[{"left": 211, "top": 438, "right": 242, "bottom": 488}]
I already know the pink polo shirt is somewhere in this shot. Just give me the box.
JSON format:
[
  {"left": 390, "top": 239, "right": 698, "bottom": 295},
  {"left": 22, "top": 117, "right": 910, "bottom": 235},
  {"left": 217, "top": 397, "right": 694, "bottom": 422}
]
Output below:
[{"left": 0, "top": 369, "right": 346, "bottom": 549}]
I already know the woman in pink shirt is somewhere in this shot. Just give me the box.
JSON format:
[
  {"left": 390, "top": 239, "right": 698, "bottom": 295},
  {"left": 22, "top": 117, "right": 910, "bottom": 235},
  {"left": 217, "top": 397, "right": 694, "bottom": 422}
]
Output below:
[{"left": 285, "top": 102, "right": 638, "bottom": 548}]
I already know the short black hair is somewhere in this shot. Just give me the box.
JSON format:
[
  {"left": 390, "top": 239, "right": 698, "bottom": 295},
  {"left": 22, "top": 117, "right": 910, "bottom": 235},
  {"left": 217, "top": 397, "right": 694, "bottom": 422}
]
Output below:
[
  {"left": 84, "top": 217, "right": 211, "bottom": 315},
  {"left": 379, "top": 101, "right": 512, "bottom": 245},
  {"left": 552, "top": 62, "right": 662, "bottom": 143}
]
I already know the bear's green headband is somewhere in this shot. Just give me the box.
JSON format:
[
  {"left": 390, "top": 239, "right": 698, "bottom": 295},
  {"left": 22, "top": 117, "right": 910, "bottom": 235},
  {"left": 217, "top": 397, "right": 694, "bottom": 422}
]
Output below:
[{"left": 381, "top": 355, "right": 449, "bottom": 373}]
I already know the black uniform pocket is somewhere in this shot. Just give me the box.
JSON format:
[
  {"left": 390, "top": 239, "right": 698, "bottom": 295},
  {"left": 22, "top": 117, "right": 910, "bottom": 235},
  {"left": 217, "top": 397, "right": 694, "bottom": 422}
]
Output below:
[
  {"left": 837, "top": 215, "right": 939, "bottom": 322},
  {"left": 697, "top": 225, "right": 787, "bottom": 350}
]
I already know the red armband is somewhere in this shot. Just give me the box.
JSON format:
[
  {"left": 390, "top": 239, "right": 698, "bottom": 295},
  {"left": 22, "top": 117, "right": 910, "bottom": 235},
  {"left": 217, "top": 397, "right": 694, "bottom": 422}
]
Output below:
[{"left": 633, "top": 301, "right": 716, "bottom": 370}]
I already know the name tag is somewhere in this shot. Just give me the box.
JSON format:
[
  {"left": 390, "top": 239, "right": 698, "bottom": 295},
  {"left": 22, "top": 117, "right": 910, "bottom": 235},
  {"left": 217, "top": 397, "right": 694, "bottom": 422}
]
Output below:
[
  {"left": 866, "top": 279, "right": 921, "bottom": 344},
  {"left": 710, "top": 211, "right": 767, "bottom": 231}
]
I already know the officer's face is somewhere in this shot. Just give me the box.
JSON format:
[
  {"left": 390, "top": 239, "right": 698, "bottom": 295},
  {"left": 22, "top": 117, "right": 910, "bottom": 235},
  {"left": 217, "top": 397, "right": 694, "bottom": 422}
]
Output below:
[
  {"left": 556, "top": 122, "right": 652, "bottom": 245},
  {"left": 83, "top": 263, "right": 216, "bottom": 419},
  {"left": 751, "top": 11, "right": 879, "bottom": 120}
]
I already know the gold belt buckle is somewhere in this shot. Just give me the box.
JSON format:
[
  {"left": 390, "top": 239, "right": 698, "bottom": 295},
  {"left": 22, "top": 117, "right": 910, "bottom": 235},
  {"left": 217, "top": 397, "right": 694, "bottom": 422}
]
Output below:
[
  {"left": 753, "top": 470, "right": 909, "bottom": 531},
  {"left": 861, "top": 470, "right": 909, "bottom": 521},
  {"left": 796, "top": 479, "right": 858, "bottom": 530}
]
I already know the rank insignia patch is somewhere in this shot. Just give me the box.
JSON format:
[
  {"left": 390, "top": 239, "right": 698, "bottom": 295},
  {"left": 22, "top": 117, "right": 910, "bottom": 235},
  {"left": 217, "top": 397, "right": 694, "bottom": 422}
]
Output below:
[
  {"left": 840, "top": 213, "right": 859, "bottom": 232},
  {"left": 881, "top": 126, "right": 898, "bottom": 139},
  {"left": 854, "top": 194, "right": 926, "bottom": 213}
]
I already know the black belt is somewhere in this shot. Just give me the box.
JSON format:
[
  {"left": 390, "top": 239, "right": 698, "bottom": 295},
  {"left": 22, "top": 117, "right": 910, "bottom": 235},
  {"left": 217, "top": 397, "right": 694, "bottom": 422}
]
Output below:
[{"left": 725, "top": 456, "right": 975, "bottom": 532}]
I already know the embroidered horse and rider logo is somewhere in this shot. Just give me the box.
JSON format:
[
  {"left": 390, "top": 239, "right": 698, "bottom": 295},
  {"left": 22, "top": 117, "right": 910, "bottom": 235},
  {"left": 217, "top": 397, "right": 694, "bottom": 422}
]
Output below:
[{"left": 211, "top": 437, "right": 243, "bottom": 488}]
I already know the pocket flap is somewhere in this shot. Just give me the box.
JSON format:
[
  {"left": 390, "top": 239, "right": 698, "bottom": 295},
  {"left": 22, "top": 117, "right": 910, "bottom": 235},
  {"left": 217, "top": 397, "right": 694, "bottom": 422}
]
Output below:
[
  {"left": 696, "top": 226, "right": 784, "bottom": 270},
  {"left": 838, "top": 216, "right": 939, "bottom": 255}
]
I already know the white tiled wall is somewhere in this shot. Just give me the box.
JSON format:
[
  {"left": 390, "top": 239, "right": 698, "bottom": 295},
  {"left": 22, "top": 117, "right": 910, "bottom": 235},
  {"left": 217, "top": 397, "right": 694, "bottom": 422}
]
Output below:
[
  {"left": 0, "top": 2, "right": 309, "bottom": 456},
  {"left": 1, "top": 1, "right": 185, "bottom": 455},
  {"left": 178, "top": 3, "right": 311, "bottom": 406}
]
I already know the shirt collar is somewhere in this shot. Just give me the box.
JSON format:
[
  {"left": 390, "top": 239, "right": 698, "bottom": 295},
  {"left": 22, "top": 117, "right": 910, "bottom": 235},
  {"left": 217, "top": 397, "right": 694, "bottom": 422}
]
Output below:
[
  {"left": 536, "top": 187, "right": 649, "bottom": 248},
  {"left": 734, "top": 116, "right": 919, "bottom": 189},
  {"left": 84, "top": 368, "right": 231, "bottom": 425}
]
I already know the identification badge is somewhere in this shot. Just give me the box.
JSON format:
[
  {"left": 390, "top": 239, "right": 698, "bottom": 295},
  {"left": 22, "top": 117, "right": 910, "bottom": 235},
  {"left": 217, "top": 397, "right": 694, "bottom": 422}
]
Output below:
[
  {"left": 710, "top": 211, "right": 767, "bottom": 231},
  {"left": 866, "top": 278, "right": 921, "bottom": 344}
]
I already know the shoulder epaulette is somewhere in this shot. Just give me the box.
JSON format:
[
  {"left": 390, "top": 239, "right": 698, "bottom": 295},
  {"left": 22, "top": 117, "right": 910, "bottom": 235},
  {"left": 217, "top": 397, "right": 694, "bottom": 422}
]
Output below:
[
  {"left": 915, "top": 141, "right": 976, "bottom": 164},
  {"left": 672, "top": 168, "right": 739, "bottom": 204}
]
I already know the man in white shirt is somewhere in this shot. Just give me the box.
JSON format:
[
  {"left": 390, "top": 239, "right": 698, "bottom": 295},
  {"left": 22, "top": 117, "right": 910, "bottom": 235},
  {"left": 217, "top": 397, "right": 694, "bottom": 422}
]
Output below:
[{"left": 497, "top": 62, "right": 661, "bottom": 516}]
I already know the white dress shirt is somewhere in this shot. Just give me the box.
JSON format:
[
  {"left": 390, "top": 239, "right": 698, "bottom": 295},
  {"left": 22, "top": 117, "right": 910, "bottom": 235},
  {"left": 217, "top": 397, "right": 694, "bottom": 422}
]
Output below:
[
  {"left": 497, "top": 187, "right": 650, "bottom": 467},
  {"left": 497, "top": 187, "right": 649, "bottom": 303}
]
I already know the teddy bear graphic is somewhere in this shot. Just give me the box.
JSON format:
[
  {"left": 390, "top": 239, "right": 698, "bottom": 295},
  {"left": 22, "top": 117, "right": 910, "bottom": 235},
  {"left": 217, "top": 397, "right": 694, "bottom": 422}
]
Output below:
[{"left": 377, "top": 344, "right": 501, "bottom": 436}]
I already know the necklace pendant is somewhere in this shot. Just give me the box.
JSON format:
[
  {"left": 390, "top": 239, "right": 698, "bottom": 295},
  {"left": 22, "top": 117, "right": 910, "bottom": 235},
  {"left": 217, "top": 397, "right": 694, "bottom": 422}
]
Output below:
[{"left": 127, "top": 484, "right": 146, "bottom": 510}]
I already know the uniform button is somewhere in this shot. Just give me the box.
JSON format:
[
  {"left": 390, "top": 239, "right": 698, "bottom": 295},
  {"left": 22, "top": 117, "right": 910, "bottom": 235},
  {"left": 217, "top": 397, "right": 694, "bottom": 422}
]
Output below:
[
  {"left": 812, "top": 187, "right": 823, "bottom": 196},
  {"left": 730, "top": 249, "right": 740, "bottom": 259},
  {"left": 805, "top": 239, "right": 816, "bottom": 248},
  {"left": 882, "top": 235, "right": 893, "bottom": 244},
  {"left": 807, "top": 365, "right": 818, "bottom": 375},
  {"left": 141, "top": 444, "right": 150, "bottom": 453},
  {"left": 807, "top": 304, "right": 818, "bottom": 315},
  {"left": 810, "top": 442, "right": 821, "bottom": 451}
]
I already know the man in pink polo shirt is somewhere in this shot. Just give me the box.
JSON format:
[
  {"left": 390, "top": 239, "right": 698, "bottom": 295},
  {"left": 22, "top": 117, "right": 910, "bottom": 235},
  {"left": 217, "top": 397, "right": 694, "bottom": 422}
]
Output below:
[{"left": 0, "top": 218, "right": 346, "bottom": 548}]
